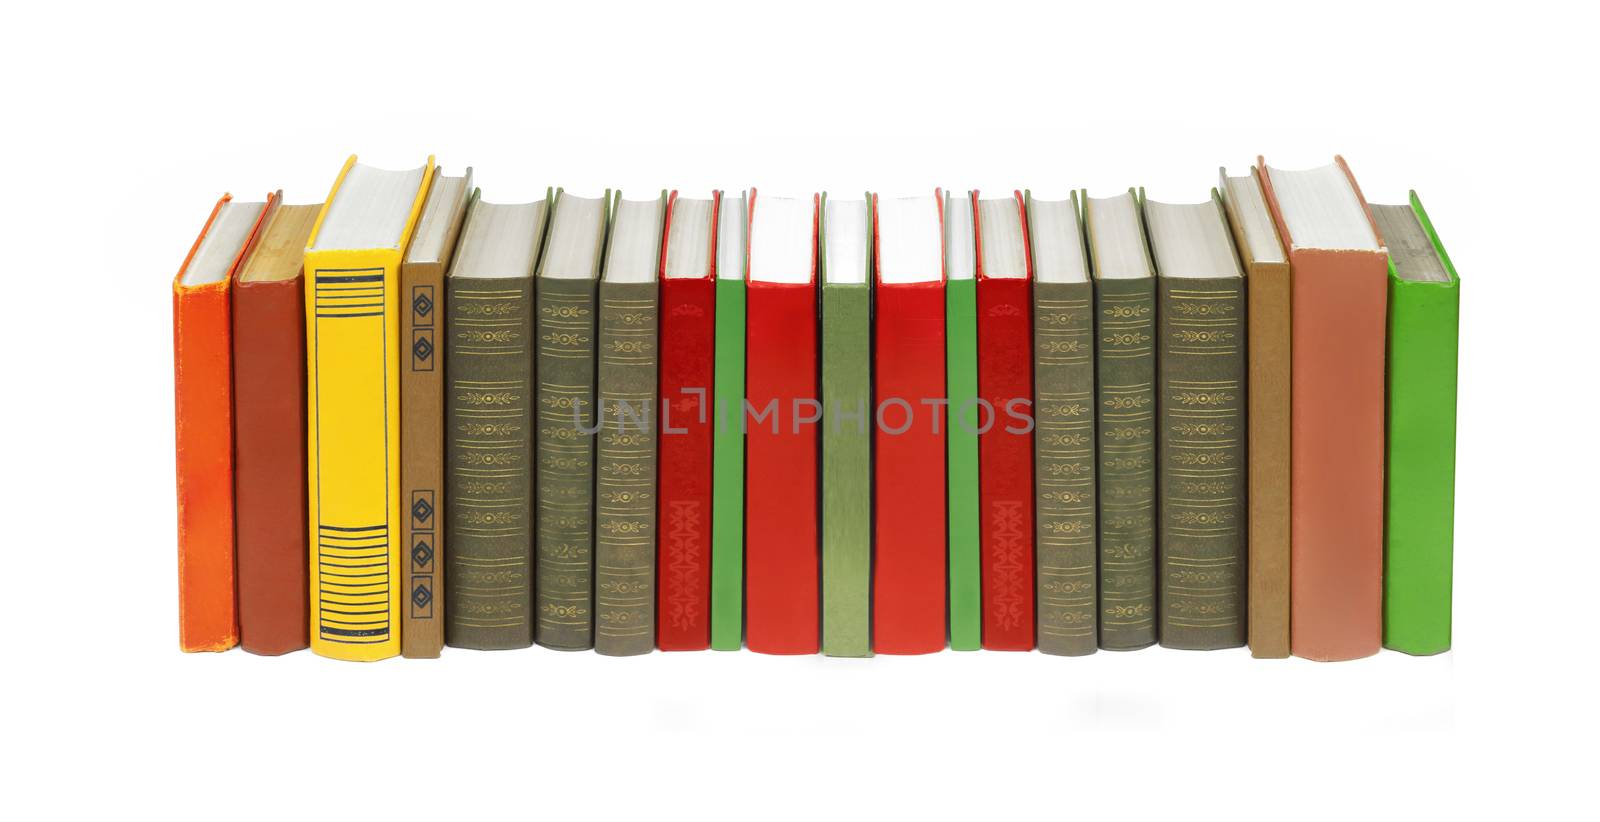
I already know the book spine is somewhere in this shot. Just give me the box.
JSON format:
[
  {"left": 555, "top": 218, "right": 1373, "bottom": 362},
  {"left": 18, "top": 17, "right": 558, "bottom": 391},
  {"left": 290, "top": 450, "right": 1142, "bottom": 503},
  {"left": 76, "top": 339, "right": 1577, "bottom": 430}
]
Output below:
[
  {"left": 657, "top": 277, "right": 715, "bottom": 650},
  {"left": 305, "top": 251, "right": 403, "bottom": 661},
  {"left": 1033, "top": 280, "right": 1097, "bottom": 656},
  {"left": 745, "top": 280, "right": 820, "bottom": 654},
  {"left": 595, "top": 279, "right": 659, "bottom": 656},
  {"left": 945, "top": 277, "right": 982, "bottom": 651},
  {"left": 1383, "top": 276, "right": 1459, "bottom": 655},
  {"left": 821, "top": 281, "right": 871, "bottom": 657},
  {"left": 873, "top": 280, "right": 946, "bottom": 654},
  {"left": 232, "top": 277, "right": 309, "bottom": 655},
  {"left": 401, "top": 261, "right": 444, "bottom": 657},
  {"left": 1158, "top": 277, "right": 1247, "bottom": 650},
  {"left": 710, "top": 277, "right": 746, "bottom": 650},
  {"left": 1096, "top": 276, "right": 1157, "bottom": 650},
  {"left": 445, "top": 276, "right": 535, "bottom": 650},
  {"left": 174, "top": 282, "right": 239, "bottom": 652},
  {"left": 1246, "top": 262, "right": 1292, "bottom": 658},
  {"left": 536, "top": 275, "right": 599, "bottom": 650},
  {"left": 976, "top": 276, "right": 1034, "bottom": 651}
]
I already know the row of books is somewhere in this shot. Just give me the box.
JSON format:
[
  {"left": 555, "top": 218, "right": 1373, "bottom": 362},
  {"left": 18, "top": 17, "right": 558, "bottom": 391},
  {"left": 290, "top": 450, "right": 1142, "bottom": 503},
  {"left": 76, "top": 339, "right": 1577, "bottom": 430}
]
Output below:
[{"left": 171, "top": 154, "right": 1459, "bottom": 662}]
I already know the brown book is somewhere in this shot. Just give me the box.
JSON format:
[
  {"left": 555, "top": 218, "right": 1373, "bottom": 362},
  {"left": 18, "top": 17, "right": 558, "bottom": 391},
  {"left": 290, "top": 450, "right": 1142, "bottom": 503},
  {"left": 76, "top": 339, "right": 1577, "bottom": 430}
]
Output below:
[
  {"left": 232, "top": 199, "right": 319, "bottom": 655},
  {"left": 399, "top": 168, "right": 473, "bottom": 658},
  {"left": 1220, "top": 167, "right": 1291, "bottom": 659}
]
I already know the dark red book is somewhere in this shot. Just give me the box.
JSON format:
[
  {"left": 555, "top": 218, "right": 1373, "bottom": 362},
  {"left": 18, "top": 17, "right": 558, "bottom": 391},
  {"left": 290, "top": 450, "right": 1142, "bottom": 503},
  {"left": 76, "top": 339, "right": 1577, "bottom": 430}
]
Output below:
[
  {"left": 973, "top": 191, "right": 1035, "bottom": 651},
  {"left": 744, "top": 191, "right": 820, "bottom": 654},
  {"left": 656, "top": 191, "right": 720, "bottom": 651},
  {"left": 872, "top": 191, "right": 947, "bottom": 654}
]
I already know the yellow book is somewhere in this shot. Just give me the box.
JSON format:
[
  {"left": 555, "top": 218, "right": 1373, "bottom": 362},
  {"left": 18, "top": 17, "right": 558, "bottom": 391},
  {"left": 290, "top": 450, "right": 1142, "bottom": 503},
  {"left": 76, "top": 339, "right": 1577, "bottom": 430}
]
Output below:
[{"left": 304, "top": 155, "right": 436, "bottom": 661}]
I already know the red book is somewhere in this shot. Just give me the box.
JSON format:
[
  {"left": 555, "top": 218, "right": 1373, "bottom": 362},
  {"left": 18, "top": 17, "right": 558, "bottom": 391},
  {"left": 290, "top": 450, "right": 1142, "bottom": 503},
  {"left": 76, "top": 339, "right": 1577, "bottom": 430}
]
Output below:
[
  {"left": 872, "top": 191, "right": 947, "bottom": 654},
  {"left": 656, "top": 191, "right": 720, "bottom": 651},
  {"left": 972, "top": 191, "right": 1035, "bottom": 651},
  {"left": 744, "top": 191, "right": 820, "bottom": 654}
]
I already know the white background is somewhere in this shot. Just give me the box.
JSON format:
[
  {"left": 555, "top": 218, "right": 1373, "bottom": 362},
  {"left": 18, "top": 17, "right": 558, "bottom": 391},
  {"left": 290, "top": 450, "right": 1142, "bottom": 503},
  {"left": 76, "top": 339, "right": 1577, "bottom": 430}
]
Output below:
[{"left": 4, "top": 0, "right": 1594, "bottom": 818}]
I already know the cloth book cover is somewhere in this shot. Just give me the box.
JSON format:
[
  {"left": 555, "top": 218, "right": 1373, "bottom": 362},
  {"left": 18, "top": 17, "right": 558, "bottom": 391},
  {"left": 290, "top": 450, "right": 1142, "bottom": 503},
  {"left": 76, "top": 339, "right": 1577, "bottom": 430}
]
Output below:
[
  {"left": 1259, "top": 156, "right": 1389, "bottom": 662},
  {"left": 711, "top": 191, "right": 748, "bottom": 650},
  {"left": 303, "top": 156, "right": 435, "bottom": 661},
  {"left": 233, "top": 198, "right": 318, "bottom": 655},
  {"left": 174, "top": 192, "right": 272, "bottom": 652},
  {"left": 1374, "top": 193, "right": 1459, "bottom": 656},
  {"left": 944, "top": 191, "right": 982, "bottom": 651},
  {"left": 972, "top": 191, "right": 1035, "bottom": 651},
  {"left": 656, "top": 192, "right": 719, "bottom": 651}
]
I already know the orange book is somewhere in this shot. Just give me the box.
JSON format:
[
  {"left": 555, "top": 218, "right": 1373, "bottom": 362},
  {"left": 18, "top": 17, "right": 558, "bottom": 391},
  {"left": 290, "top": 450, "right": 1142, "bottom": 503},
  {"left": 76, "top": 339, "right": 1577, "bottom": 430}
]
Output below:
[
  {"left": 172, "top": 192, "right": 275, "bottom": 652},
  {"left": 1258, "top": 157, "right": 1388, "bottom": 661}
]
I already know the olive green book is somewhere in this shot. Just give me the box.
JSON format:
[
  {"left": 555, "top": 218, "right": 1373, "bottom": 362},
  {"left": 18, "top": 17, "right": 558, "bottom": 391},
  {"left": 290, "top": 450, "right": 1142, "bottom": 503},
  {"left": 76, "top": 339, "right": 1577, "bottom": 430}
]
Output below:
[
  {"left": 1083, "top": 189, "right": 1157, "bottom": 651},
  {"left": 710, "top": 190, "right": 748, "bottom": 651},
  {"left": 594, "top": 191, "right": 666, "bottom": 656},
  {"left": 535, "top": 189, "right": 611, "bottom": 651},
  {"left": 1374, "top": 193, "right": 1459, "bottom": 656},
  {"left": 1026, "top": 191, "right": 1098, "bottom": 656},
  {"left": 819, "top": 193, "right": 872, "bottom": 657},
  {"left": 943, "top": 190, "right": 982, "bottom": 652}
]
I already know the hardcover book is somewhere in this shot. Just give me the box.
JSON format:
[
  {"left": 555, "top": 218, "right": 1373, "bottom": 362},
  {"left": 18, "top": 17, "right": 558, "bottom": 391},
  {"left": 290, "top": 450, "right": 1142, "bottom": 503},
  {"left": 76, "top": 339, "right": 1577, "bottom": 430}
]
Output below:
[
  {"left": 657, "top": 191, "right": 719, "bottom": 651},
  {"left": 304, "top": 156, "right": 434, "bottom": 661},
  {"left": 445, "top": 188, "right": 549, "bottom": 650},
  {"left": 1026, "top": 192, "right": 1097, "bottom": 656},
  {"left": 1083, "top": 189, "right": 1157, "bottom": 651},
  {"left": 873, "top": 191, "right": 946, "bottom": 655},
  {"left": 973, "top": 191, "right": 1034, "bottom": 651},
  {"left": 535, "top": 189, "right": 611, "bottom": 651},
  {"left": 710, "top": 191, "right": 748, "bottom": 651},
  {"left": 820, "top": 193, "right": 872, "bottom": 658},
  {"left": 1259, "top": 156, "right": 1389, "bottom": 662},
  {"left": 1219, "top": 167, "right": 1291, "bottom": 659},
  {"left": 400, "top": 167, "right": 472, "bottom": 658},
  {"left": 594, "top": 192, "right": 666, "bottom": 657},
  {"left": 1373, "top": 194, "right": 1458, "bottom": 656},
  {"left": 1144, "top": 191, "right": 1247, "bottom": 651},
  {"left": 745, "top": 191, "right": 820, "bottom": 655},
  {"left": 233, "top": 197, "right": 318, "bottom": 656},
  {"left": 943, "top": 191, "right": 982, "bottom": 652},
  {"left": 174, "top": 192, "right": 272, "bottom": 652}
]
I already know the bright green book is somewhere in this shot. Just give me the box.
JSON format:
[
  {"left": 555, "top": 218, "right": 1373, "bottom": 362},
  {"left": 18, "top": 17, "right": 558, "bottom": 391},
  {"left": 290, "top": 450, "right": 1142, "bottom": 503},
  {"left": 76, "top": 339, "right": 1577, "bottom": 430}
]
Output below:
[
  {"left": 819, "top": 193, "right": 873, "bottom": 657},
  {"left": 944, "top": 190, "right": 982, "bottom": 651},
  {"left": 1374, "top": 192, "right": 1459, "bottom": 655},
  {"left": 710, "top": 190, "right": 748, "bottom": 651}
]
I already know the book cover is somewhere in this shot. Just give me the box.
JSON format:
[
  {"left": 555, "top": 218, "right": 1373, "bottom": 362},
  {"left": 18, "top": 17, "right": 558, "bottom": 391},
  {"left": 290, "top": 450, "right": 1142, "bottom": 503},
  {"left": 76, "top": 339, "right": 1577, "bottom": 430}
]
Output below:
[
  {"left": 445, "top": 190, "right": 548, "bottom": 651},
  {"left": 1220, "top": 167, "right": 1292, "bottom": 659},
  {"left": 233, "top": 198, "right": 318, "bottom": 656},
  {"left": 1259, "top": 156, "right": 1389, "bottom": 662},
  {"left": 820, "top": 193, "right": 872, "bottom": 658},
  {"left": 873, "top": 191, "right": 946, "bottom": 655},
  {"left": 973, "top": 191, "right": 1035, "bottom": 651},
  {"left": 174, "top": 192, "right": 272, "bottom": 652},
  {"left": 944, "top": 191, "right": 982, "bottom": 652},
  {"left": 400, "top": 167, "right": 473, "bottom": 658},
  {"left": 744, "top": 191, "right": 820, "bottom": 655},
  {"left": 594, "top": 191, "right": 666, "bottom": 657},
  {"left": 1145, "top": 191, "right": 1247, "bottom": 651},
  {"left": 1084, "top": 189, "right": 1158, "bottom": 651},
  {"left": 657, "top": 192, "right": 719, "bottom": 651},
  {"left": 711, "top": 191, "right": 748, "bottom": 651},
  {"left": 1375, "top": 193, "right": 1459, "bottom": 656},
  {"left": 304, "top": 156, "right": 435, "bottom": 662},
  {"left": 535, "top": 189, "right": 611, "bottom": 651},
  {"left": 1026, "top": 192, "right": 1097, "bottom": 656}
]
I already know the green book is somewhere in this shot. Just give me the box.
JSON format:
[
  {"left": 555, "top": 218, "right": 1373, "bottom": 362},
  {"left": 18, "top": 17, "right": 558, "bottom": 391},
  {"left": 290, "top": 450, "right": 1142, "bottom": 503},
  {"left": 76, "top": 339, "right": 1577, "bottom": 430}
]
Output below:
[
  {"left": 710, "top": 190, "right": 748, "bottom": 651},
  {"left": 819, "top": 193, "right": 872, "bottom": 657},
  {"left": 943, "top": 190, "right": 982, "bottom": 652},
  {"left": 594, "top": 191, "right": 666, "bottom": 656},
  {"left": 534, "top": 188, "right": 611, "bottom": 651},
  {"left": 1373, "top": 193, "right": 1459, "bottom": 655}
]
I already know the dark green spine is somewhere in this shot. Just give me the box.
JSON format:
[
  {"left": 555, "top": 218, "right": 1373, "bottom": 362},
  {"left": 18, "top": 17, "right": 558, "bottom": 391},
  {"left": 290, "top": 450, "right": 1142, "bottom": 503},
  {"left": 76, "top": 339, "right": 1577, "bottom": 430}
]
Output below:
[
  {"left": 536, "top": 275, "right": 598, "bottom": 650},
  {"left": 1095, "top": 277, "right": 1157, "bottom": 650}
]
